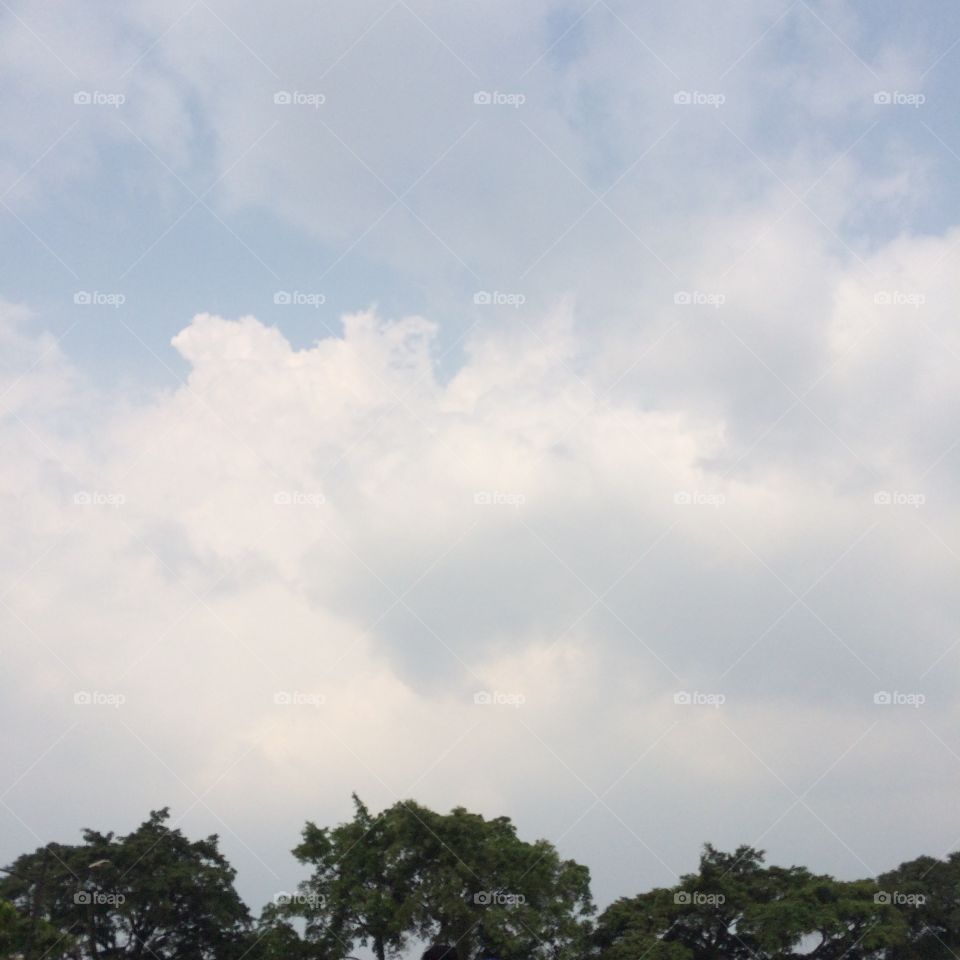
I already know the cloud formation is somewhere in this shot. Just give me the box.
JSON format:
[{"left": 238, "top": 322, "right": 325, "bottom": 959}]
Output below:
[
  {"left": 2, "top": 251, "right": 959, "bottom": 907},
  {"left": 3, "top": 0, "right": 960, "bottom": 921}
]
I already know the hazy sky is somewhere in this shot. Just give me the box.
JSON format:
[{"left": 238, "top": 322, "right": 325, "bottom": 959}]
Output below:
[{"left": 2, "top": 0, "right": 960, "bottom": 916}]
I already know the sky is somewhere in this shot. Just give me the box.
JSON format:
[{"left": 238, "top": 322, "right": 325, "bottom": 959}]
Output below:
[{"left": 2, "top": 0, "right": 960, "bottom": 920}]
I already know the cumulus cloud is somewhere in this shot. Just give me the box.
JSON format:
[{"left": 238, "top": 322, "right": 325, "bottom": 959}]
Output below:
[
  {"left": 3, "top": 0, "right": 960, "bottom": 920},
  {"left": 1, "top": 264, "right": 958, "bottom": 907}
]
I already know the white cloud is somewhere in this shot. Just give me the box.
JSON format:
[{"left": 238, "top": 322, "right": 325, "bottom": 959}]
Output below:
[
  {"left": 2, "top": 0, "right": 960, "bottom": 920},
  {"left": 2, "top": 264, "right": 959, "bottom": 907}
]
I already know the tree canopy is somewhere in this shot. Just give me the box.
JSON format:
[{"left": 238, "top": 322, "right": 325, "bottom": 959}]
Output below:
[
  {"left": 592, "top": 843, "right": 908, "bottom": 960},
  {"left": 271, "top": 794, "right": 594, "bottom": 960},
  {"left": 1, "top": 800, "right": 957, "bottom": 960},
  {"left": 0, "top": 808, "right": 251, "bottom": 959}
]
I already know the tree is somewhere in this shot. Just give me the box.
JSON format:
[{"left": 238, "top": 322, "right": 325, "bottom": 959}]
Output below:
[
  {"left": 7, "top": 802, "right": 956, "bottom": 960},
  {"left": 262, "top": 794, "right": 412, "bottom": 960},
  {"left": 879, "top": 851, "right": 960, "bottom": 959},
  {"left": 281, "top": 795, "right": 594, "bottom": 960},
  {"left": 240, "top": 916, "right": 317, "bottom": 960},
  {"left": 387, "top": 799, "right": 593, "bottom": 960},
  {"left": 0, "top": 897, "right": 72, "bottom": 959},
  {"left": 592, "top": 844, "right": 906, "bottom": 960},
  {"left": 0, "top": 808, "right": 252, "bottom": 959}
]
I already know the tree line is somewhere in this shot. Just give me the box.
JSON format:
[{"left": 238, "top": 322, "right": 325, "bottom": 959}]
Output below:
[{"left": 0, "top": 795, "right": 956, "bottom": 959}]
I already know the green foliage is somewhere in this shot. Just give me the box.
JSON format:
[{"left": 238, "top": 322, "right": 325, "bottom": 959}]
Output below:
[
  {"left": 879, "top": 851, "right": 960, "bottom": 959},
  {"left": 0, "top": 808, "right": 252, "bottom": 959},
  {"left": 0, "top": 897, "right": 72, "bottom": 958},
  {"left": 592, "top": 844, "right": 907, "bottom": 960},
  {"left": 281, "top": 794, "right": 594, "bottom": 960},
  {"left": 2, "top": 801, "right": 958, "bottom": 960}
]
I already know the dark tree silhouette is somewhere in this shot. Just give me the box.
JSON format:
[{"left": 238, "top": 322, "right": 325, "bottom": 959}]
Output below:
[{"left": 422, "top": 944, "right": 460, "bottom": 960}]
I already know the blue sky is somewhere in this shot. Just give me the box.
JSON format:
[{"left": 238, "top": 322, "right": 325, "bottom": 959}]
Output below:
[
  {"left": 3, "top": 0, "right": 960, "bottom": 919},
  {"left": 5, "top": 0, "right": 960, "bottom": 385}
]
